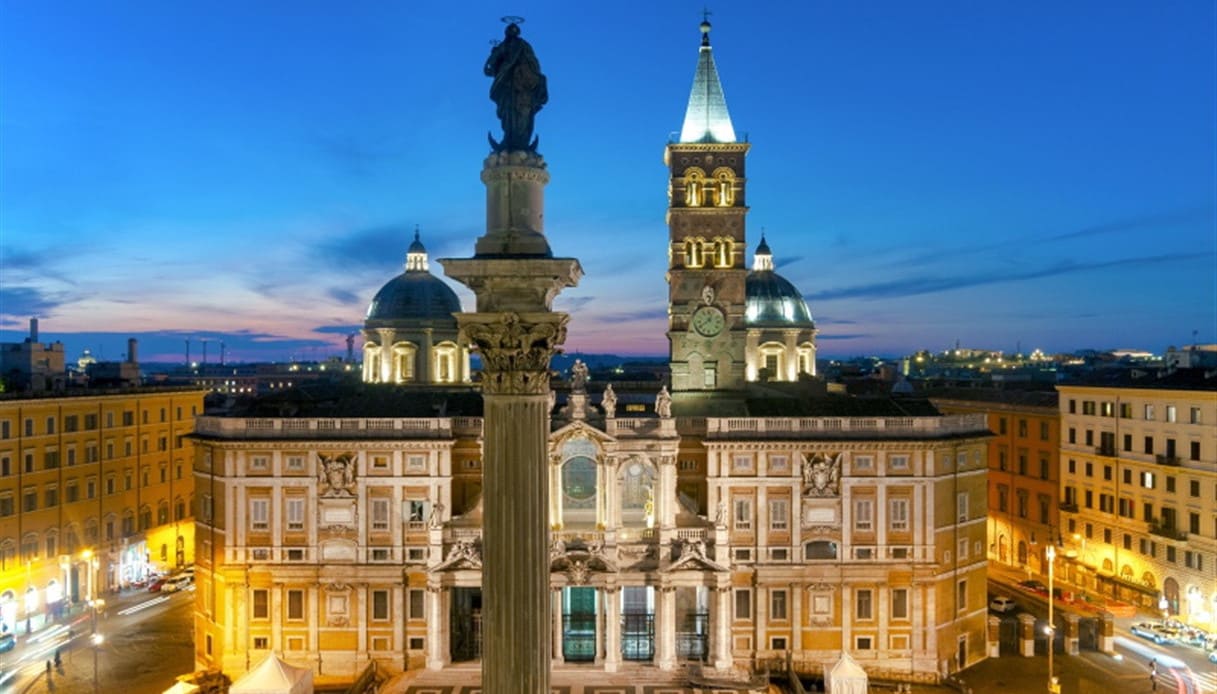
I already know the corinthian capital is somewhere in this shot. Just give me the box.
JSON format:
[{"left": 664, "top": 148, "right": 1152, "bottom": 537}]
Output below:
[{"left": 459, "top": 312, "right": 570, "bottom": 395}]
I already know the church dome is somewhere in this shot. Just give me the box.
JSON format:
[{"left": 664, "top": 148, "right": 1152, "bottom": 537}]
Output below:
[
  {"left": 365, "top": 229, "right": 462, "bottom": 324},
  {"left": 745, "top": 235, "right": 814, "bottom": 328}
]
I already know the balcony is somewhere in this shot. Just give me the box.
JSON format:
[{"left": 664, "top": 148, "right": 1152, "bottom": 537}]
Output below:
[
  {"left": 1059, "top": 502, "right": 1079, "bottom": 513},
  {"left": 1148, "top": 522, "right": 1188, "bottom": 542},
  {"left": 1094, "top": 445, "right": 1116, "bottom": 457},
  {"left": 1155, "top": 454, "right": 1182, "bottom": 467}
]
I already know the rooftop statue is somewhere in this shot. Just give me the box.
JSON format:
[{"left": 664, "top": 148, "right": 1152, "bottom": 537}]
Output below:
[{"left": 485, "top": 19, "right": 548, "bottom": 153}]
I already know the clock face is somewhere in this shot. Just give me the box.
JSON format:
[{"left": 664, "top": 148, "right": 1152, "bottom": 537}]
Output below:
[{"left": 691, "top": 306, "right": 726, "bottom": 337}]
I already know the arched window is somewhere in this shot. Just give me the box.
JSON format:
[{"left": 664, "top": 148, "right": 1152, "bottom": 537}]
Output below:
[
  {"left": 714, "top": 170, "right": 734, "bottom": 207},
  {"left": 805, "top": 541, "right": 838, "bottom": 560},
  {"left": 391, "top": 342, "right": 417, "bottom": 383},
  {"left": 684, "top": 168, "right": 706, "bottom": 207},
  {"left": 758, "top": 343, "right": 786, "bottom": 382},
  {"left": 21, "top": 533, "right": 38, "bottom": 561},
  {"left": 434, "top": 342, "right": 459, "bottom": 383},
  {"left": 685, "top": 237, "right": 706, "bottom": 268},
  {"left": 363, "top": 344, "right": 382, "bottom": 383},
  {"left": 797, "top": 343, "right": 816, "bottom": 376},
  {"left": 712, "top": 237, "right": 733, "bottom": 268}
]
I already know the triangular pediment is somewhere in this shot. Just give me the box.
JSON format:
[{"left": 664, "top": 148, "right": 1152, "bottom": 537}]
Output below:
[{"left": 550, "top": 419, "right": 615, "bottom": 448}]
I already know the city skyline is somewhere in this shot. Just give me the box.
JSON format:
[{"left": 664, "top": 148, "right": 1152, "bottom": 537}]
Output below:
[{"left": 2, "top": 2, "right": 1214, "bottom": 363}]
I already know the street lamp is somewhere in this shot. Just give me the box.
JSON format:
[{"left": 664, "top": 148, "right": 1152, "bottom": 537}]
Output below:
[
  {"left": 1046, "top": 544, "right": 1058, "bottom": 693},
  {"left": 91, "top": 632, "right": 104, "bottom": 694}
]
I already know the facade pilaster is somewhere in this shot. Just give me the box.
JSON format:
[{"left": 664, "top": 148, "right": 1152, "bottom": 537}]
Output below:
[
  {"left": 783, "top": 330, "right": 799, "bottom": 381},
  {"left": 422, "top": 328, "right": 434, "bottom": 383},
  {"left": 790, "top": 584, "right": 802, "bottom": 652}
]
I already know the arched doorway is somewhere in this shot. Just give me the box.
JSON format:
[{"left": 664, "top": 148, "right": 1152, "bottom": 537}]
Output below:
[
  {"left": 1017, "top": 541, "right": 1027, "bottom": 566},
  {"left": 1162, "top": 577, "right": 1179, "bottom": 615}
]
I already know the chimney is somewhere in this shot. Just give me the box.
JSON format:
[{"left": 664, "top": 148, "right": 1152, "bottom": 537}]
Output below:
[
  {"left": 29, "top": 318, "right": 39, "bottom": 342},
  {"left": 127, "top": 338, "right": 139, "bottom": 365}
]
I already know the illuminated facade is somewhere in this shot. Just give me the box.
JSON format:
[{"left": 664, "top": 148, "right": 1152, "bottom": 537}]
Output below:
[
  {"left": 0, "top": 388, "right": 204, "bottom": 634},
  {"left": 1057, "top": 371, "right": 1217, "bottom": 625},
  {"left": 932, "top": 392, "right": 1060, "bottom": 575}
]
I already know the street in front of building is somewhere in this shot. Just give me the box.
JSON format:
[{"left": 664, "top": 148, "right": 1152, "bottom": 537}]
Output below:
[{"left": 5, "top": 586, "right": 195, "bottom": 694}]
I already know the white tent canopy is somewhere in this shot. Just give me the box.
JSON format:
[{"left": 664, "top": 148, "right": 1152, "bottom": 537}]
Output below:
[
  {"left": 824, "top": 651, "right": 869, "bottom": 694},
  {"left": 229, "top": 653, "right": 314, "bottom": 694},
  {"left": 161, "top": 682, "right": 200, "bottom": 694}
]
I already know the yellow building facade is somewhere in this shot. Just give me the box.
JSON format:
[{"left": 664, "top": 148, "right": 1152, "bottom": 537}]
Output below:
[
  {"left": 0, "top": 388, "right": 205, "bottom": 633},
  {"left": 1058, "top": 372, "right": 1217, "bottom": 624}
]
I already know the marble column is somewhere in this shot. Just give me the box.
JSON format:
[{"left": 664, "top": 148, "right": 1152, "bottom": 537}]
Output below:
[
  {"left": 552, "top": 588, "right": 564, "bottom": 665},
  {"left": 713, "top": 585, "right": 733, "bottom": 670},
  {"left": 603, "top": 586, "right": 622, "bottom": 672},
  {"left": 425, "top": 585, "right": 448, "bottom": 671},
  {"left": 442, "top": 150, "right": 581, "bottom": 694},
  {"left": 656, "top": 585, "right": 677, "bottom": 671}
]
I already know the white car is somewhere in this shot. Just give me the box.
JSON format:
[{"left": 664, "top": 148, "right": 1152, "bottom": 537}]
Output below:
[
  {"left": 160, "top": 575, "right": 193, "bottom": 593},
  {"left": 989, "top": 596, "right": 1018, "bottom": 613}
]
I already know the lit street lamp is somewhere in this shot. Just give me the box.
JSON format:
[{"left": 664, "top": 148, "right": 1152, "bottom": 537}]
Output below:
[
  {"left": 1046, "top": 544, "right": 1058, "bottom": 693},
  {"left": 92, "top": 632, "right": 104, "bottom": 694}
]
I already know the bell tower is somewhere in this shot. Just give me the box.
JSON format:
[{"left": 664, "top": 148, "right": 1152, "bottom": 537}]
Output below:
[{"left": 666, "top": 19, "right": 749, "bottom": 392}]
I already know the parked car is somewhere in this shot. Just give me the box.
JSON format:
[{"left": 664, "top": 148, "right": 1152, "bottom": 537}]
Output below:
[
  {"left": 1208, "top": 650, "right": 1217, "bottom": 664},
  {"left": 148, "top": 577, "right": 168, "bottom": 592},
  {"left": 1131, "top": 622, "right": 1177, "bottom": 645},
  {"left": 0, "top": 633, "right": 15, "bottom": 653},
  {"left": 1017, "top": 579, "right": 1048, "bottom": 595},
  {"left": 989, "top": 596, "right": 1018, "bottom": 613}
]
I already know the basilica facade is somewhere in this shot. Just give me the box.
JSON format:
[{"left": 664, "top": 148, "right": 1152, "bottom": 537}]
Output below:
[{"left": 190, "top": 20, "right": 991, "bottom": 688}]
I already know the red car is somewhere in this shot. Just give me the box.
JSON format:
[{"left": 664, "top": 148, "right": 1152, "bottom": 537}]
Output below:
[{"left": 148, "top": 577, "right": 168, "bottom": 592}]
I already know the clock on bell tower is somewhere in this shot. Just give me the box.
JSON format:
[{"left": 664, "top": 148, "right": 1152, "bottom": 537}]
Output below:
[{"left": 666, "top": 19, "right": 749, "bottom": 392}]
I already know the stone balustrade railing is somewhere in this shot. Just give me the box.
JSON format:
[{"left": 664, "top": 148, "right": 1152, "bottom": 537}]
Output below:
[
  {"left": 705, "top": 413, "right": 987, "bottom": 437},
  {"left": 195, "top": 416, "right": 454, "bottom": 439}
]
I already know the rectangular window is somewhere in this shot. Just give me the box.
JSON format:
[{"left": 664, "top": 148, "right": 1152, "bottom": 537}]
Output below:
[
  {"left": 250, "top": 498, "right": 269, "bottom": 530},
  {"left": 287, "top": 590, "right": 304, "bottom": 620},
  {"left": 1144, "top": 436, "right": 1154, "bottom": 455},
  {"left": 853, "top": 455, "right": 873, "bottom": 471},
  {"left": 1145, "top": 404, "right": 1155, "bottom": 420},
  {"left": 856, "top": 589, "right": 873, "bottom": 620},
  {"left": 286, "top": 497, "right": 305, "bottom": 531},
  {"left": 1192, "top": 441, "right": 1202, "bottom": 461},
  {"left": 767, "top": 455, "right": 790, "bottom": 474},
  {"left": 957, "top": 492, "right": 968, "bottom": 522},
  {"left": 770, "top": 589, "right": 788, "bottom": 621},
  {"left": 957, "top": 579, "right": 967, "bottom": 610},
  {"left": 889, "top": 498, "right": 909, "bottom": 531},
  {"left": 372, "top": 589, "right": 390, "bottom": 621},
  {"left": 733, "top": 497, "right": 752, "bottom": 531},
  {"left": 252, "top": 589, "right": 269, "bottom": 619},
  {"left": 1018, "top": 419, "right": 1028, "bottom": 437},
  {"left": 1040, "top": 421, "right": 1050, "bottom": 441},
  {"left": 285, "top": 455, "right": 305, "bottom": 472},
  {"left": 371, "top": 498, "right": 390, "bottom": 531},
  {"left": 1190, "top": 407, "right": 1202, "bottom": 424},
  {"left": 734, "top": 589, "right": 752, "bottom": 621},
  {"left": 409, "top": 589, "right": 425, "bottom": 620},
  {"left": 769, "top": 498, "right": 788, "bottom": 532},
  {"left": 854, "top": 499, "right": 873, "bottom": 531},
  {"left": 1142, "top": 472, "right": 1155, "bottom": 489},
  {"left": 249, "top": 455, "right": 270, "bottom": 472},
  {"left": 406, "top": 454, "right": 427, "bottom": 473},
  {"left": 1166, "top": 405, "right": 1177, "bottom": 423},
  {"left": 889, "top": 454, "right": 909, "bottom": 470},
  {"left": 891, "top": 588, "right": 908, "bottom": 620},
  {"left": 1191, "top": 480, "right": 1201, "bottom": 497}
]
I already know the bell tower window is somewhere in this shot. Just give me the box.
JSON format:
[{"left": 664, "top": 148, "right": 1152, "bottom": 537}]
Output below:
[
  {"left": 683, "top": 168, "right": 706, "bottom": 207},
  {"left": 685, "top": 237, "right": 706, "bottom": 268},
  {"left": 715, "top": 171, "right": 734, "bottom": 207},
  {"left": 713, "top": 237, "right": 734, "bottom": 268}
]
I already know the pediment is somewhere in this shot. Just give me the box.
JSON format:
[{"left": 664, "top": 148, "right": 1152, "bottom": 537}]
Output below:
[{"left": 550, "top": 419, "right": 615, "bottom": 448}]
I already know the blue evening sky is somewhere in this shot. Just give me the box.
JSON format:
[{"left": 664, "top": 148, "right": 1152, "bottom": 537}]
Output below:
[{"left": 2, "top": 2, "right": 1214, "bottom": 363}]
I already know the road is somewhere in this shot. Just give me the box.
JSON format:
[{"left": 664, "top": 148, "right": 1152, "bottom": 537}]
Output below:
[
  {"left": 0, "top": 586, "right": 196, "bottom": 694},
  {"left": 988, "top": 571, "right": 1217, "bottom": 694}
]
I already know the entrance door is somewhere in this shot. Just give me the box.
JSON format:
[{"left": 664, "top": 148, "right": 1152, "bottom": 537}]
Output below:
[
  {"left": 562, "top": 587, "right": 596, "bottom": 662},
  {"left": 450, "top": 587, "right": 482, "bottom": 662},
  {"left": 621, "top": 586, "right": 654, "bottom": 661}
]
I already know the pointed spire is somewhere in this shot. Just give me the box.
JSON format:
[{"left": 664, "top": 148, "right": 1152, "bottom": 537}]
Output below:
[
  {"left": 679, "top": 19, "right": 737, "bottom": 144},
  {"left": 753, "top": 232, "right": 774, "bottom": 271},
  {"left": 406, "top": 225, "right": 429, "bottom": 272}
]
